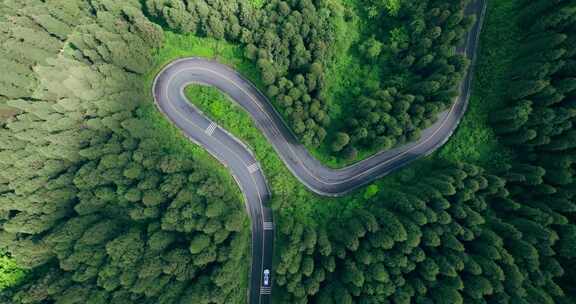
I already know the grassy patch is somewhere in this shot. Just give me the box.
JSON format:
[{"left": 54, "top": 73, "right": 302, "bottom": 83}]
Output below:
[
  {"left": 141, "top": 32, "right": 265, "bottom": 187},
  {"left": 148, "top": 32, "right": 262, "bottom": 86},
  {"left": 181, "top": 83, "right": 425, "bottom": 226},
  {"left": 434, "top": 0, "right": 518, "bottom": 168},
  {"left": 182, "top": 85, "right": 363, "bottom": 219}
]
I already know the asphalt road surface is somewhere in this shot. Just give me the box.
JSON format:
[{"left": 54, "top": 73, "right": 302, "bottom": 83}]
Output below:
[{"left": 152, "top": 1, "right": 486, "bottom": 303}]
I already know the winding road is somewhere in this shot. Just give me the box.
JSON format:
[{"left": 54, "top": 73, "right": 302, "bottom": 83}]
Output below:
[{"left": 152, "top": 0, "right": 486, "bottom": 303}]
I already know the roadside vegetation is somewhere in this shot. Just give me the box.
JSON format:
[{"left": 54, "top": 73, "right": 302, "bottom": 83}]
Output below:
[
  {"left": 324, "top": 0, "right": 476, "bottom": 161},
  {"left": 436, "top": 0, "right": 519, "bottom": 168},
  {"left": 182, "top": 86, "right": 363, "bottom": 218}
]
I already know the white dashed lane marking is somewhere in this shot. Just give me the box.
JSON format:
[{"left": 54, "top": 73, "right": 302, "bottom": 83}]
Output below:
[
  {"left": 205, "top": 122, "right": 217, "bottom": 136},
  {"left": 263, "top": 222, "right": 273, "bottom": 230},
  {"left": 247, "top": 162, "right": 259, "bottom": 173}
]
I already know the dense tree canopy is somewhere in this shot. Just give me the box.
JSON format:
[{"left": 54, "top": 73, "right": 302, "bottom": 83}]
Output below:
[
  {"left": 1, "top": 1, "right": 249, "bottom": 303},
  {"left": 274, "top": 161, "right": 576, "bottom": 303},
  {"left": 489, "top": 0, "right": 576, "bottom": 301},
  {"left": 332, "top": 0, "right": 474, "bottom": 156},
  {"left": 147, "top": 0, "right": 342, "bottom": 147},
  {"left": 262, "top": 1, "right": 576, "bottom": 303},
  {"left": 145, "top": 0, "right": 476, "bottom": 157}
]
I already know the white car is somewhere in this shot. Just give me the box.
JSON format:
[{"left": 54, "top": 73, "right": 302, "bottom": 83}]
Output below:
[{"left": 263, "top": 269, "right": 270, "bottom": 286}]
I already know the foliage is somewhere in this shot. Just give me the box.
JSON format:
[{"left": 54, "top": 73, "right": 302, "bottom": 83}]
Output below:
[
  {"left": 248, "top": 0, "right": 265, "bottom": 9},
  {"left": 332, "top": 0, "right": 476, "bottom": 160},
  {"left": 366, "top": 0, "right": 403, "bottom": 17},
  {"left": 436, "top": 0, "right": 519, "bottom": 167},
  {"left": 0, "top": 254, "right": 26, "bottom": 290},
  {"left": 274, "top": 161, "right": 575, "bottom": 303},
  {"left": 148, "top": 0, "right": 344, "bottom": 147},
  {"left": 486, "top": 0, "right": 576, "bottom": 299},
  {"left": 181, "top": 85, "right": 340, "bottom": 218},
  {"left": 2, "top": 0, "right": 576, "bottom": 304},
  {"left": 0, "top": 1, "right": 249, "bottom": 303},
  {"left": 149, "top": 32, "right": 262, "bottom": 87}
]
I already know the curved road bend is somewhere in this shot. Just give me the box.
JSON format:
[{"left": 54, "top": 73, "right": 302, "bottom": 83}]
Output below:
[{"left": 152, "top": 0, "right": 486, "bottom": 303}]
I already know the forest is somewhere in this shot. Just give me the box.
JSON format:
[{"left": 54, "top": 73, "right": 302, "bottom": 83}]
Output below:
[
  {"left": 0, "top": 0, "right": 576, "bottom": 303},
  {"left": 331, "top": 0, "right": 475, "bottom": 158},
  {"left": 270, "top": 0, "right": 576, "bottom": 303},
  {"left": 0, "top": 1, "right": 251, "bottom": 303}
]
